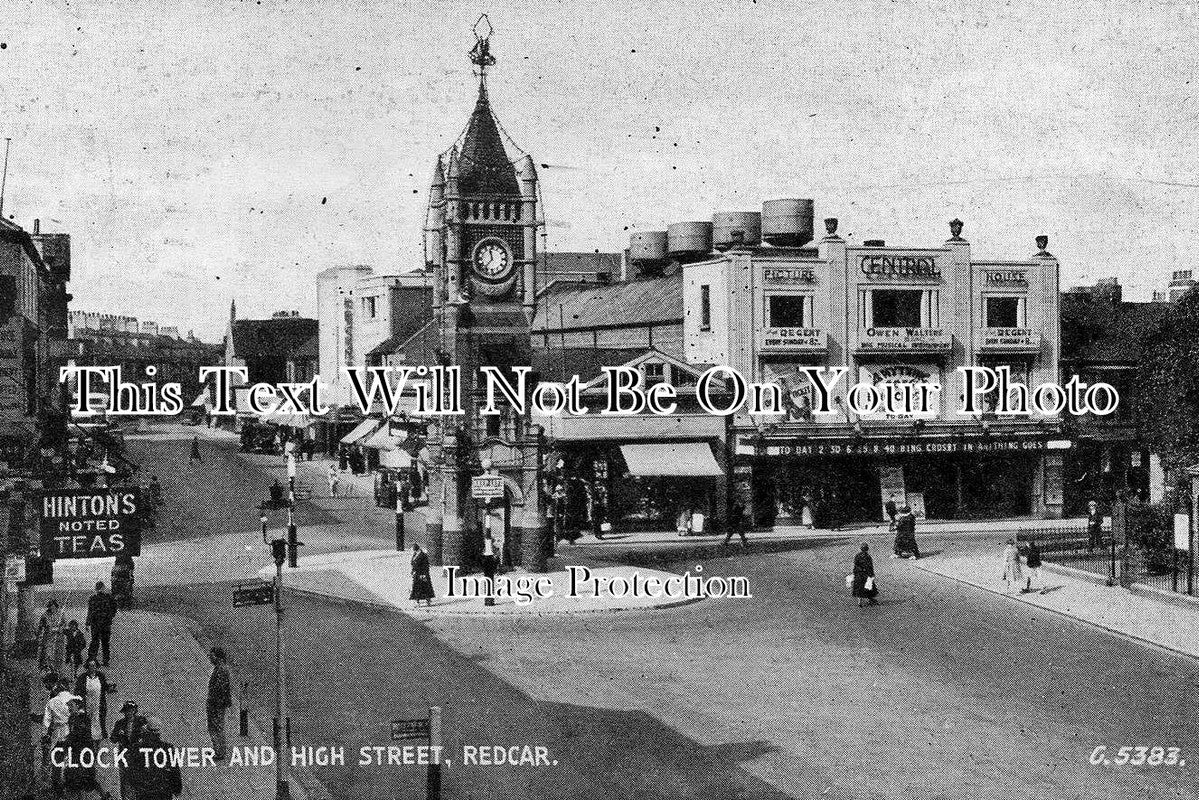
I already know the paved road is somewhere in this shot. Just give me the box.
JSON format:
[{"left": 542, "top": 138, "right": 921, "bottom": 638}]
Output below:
[{"left": 131, "top": 436, "right": 1199, "bottom": 799}]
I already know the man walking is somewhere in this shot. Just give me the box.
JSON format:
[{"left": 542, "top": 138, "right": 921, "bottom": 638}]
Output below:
[
  {"left": 884, "top": 493, "right": 898, "bottom": 531},
  {"left": 206, "top": 646, "right": 232, "bottom": 761},
  {"left": 130, "top": 717, "right": 183, "bottom": 799},
  {"left": 723, "top": 499, "right": 749, "bottom": 548},
  {"left": 86, "top": 581, "right": 117, "bottom": 666},
  {"left": 189, "top": 435, "right": 203, "bottom": 464}
]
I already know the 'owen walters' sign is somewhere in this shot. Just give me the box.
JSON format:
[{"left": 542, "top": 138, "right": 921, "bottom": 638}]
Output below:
[{"left": 38, "top": 488, "right": 143, "bottom": 559}]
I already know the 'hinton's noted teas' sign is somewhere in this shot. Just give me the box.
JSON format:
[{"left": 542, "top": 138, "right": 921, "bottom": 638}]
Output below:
[{"left": 38, "top": 489, "right": 142, "bottom": 559}]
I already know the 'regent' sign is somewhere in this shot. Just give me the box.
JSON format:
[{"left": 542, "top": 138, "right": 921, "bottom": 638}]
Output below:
[{"left": 38, "top": 488, "right": 142, "bottom": 559}]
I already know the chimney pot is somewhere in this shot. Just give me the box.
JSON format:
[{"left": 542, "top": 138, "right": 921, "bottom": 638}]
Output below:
[{"left": 33, "top": 219, "right": 40, "bottom": 235}]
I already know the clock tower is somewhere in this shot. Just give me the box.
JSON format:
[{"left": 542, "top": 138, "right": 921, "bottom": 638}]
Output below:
[{"left": 422, "top": 16, "right": 548, "bottom": 572}]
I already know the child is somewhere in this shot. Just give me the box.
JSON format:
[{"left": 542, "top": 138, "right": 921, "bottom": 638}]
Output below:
[{"left": 63, "top": 621, "right": 87, "bottom": 677}]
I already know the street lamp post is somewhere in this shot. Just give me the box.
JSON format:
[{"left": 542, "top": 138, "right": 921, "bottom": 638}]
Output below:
[
  {"left": 269, "top": 536, "right": 291, "bottom": 800},
  {"left": 286, "top": 455, "right": 298, "bottom": 568}
]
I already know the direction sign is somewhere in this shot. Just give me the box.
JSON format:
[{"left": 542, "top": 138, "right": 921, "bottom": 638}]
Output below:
[
  {"left": 471, "top": 475, "right": 504, "bottom": 501},
  {"left": 391, "top": 718, "right": 431, "bottom": 741},
  {"left": 232, "top": 581, "right": 275, "bottom": 607}
]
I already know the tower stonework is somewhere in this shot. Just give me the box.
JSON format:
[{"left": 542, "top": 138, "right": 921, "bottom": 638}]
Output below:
[{"left": 422, "top": 18, "right": 548, "bottom": 572}]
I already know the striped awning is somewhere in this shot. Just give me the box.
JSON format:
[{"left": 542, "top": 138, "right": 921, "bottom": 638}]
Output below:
[
  {"left": 339, "top": 419, "right": 381, "bottom": 445},
  {"left": 620, "top": 442, "right": 723, "bottom": 477}
]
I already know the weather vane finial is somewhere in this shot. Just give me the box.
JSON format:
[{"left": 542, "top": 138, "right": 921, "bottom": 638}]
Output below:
[{"left": 469, "top": 14, "right": 496, "bottom": 74}]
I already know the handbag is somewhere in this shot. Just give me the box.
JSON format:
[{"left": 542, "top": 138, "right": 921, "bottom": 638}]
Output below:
[{"left": 864, "top": 577, "right": 875, "bottom": 591}]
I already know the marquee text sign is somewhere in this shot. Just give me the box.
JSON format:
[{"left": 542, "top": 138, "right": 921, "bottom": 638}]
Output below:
[
  {"left": 763, "top": 267, "right": 818, "bottom": 283},
  {"left": 38, "top": 488, "right": 143, "bottom": 559},
  {"left": 759, "top": 328, "right": 827, "bottom": 351},
  {"left": 743, "top": 436, "right": 1055, "bottom": 457},
  {"left": 858, "top": 252, "right": 941, "bottom": 279},
  {"left": 978, "top": 328, "right": 1040, "bottom": 352},
  {"left": 983, "top": 270, "right": 1028, "bottom": 287},
  {"left": 858, "top": 328, "right": 951, "bottom": 352}
]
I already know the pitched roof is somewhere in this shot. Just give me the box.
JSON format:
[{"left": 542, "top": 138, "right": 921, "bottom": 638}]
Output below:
[
  {"left": 230, "top": 317, "right": 319, "bottom": 359},
  {"left": 458, "top": 84, "right": 519, "bottom": 197},
  {"left": 533, "top": 273, "right": 683, "bottom": 331}
]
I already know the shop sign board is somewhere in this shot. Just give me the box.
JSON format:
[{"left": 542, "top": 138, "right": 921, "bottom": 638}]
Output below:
[
  {"left": 762, "top": 267, "right": 818, "bottom": 284},
  {"left": 982, "top": 269, "right": 1029, "bottom": 287},
  {"left": 857, "top": 251, "right": 942, "bottom": 280},
  {"left": 37, "top": 488, "right": 142, "bottom": 559},
  {"left": 471, "top": 475, "right": 505, "bottom": 500},
  {"left": 759, "top": 328, "right": 827, "bottom": 352},
  {"left": 745, "top": 436, "right": 1053, "bottom": 457},
  {"left": 978, "top": 328, "right": 1040, "bottom": 352},
  {"left": 391, "top": 718, "right": 431, "bottom": 741},
  {"left": 878, "top": 466, "right": 906, "bottom": 518},
  {"left": 4, "top": 555, "right": 24, "bottom": 585},
  {"left": 858, "top": 328, "right": 951, "bottom": 353}
]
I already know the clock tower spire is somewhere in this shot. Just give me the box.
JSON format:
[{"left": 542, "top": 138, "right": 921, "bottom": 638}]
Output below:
[{"left": 422, "top": 16, "right": 547, "bottom": 573}]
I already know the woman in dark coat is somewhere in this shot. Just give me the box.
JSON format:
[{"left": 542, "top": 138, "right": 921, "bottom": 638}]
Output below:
[
  {"left": 852, "top": 543, "right": 879, "bottom": 607},
  {"left": 410, "top": 544, "right": 435, "bottom": 607},
  {"left": 58, "top": 697, "right": 100, "bottom": 794}
]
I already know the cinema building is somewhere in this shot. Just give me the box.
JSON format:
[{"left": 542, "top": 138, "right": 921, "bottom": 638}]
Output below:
[{"left": 671, "top": 203, "right": 1068, "bottom": 524}]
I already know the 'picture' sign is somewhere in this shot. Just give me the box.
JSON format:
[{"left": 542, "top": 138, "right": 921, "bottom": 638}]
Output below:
[{"left": 38, "top": 488, "right": 143, "bottom": 559}]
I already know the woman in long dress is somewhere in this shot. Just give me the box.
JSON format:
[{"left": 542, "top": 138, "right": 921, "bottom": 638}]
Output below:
[
  {"left": 1001, "top": 539, "right": 1023, "bottom": 594},
  {"left": 37, "top": 600, "right": 66, "bottom": 673},
  {"left": 852, "top": 543, "right": 880, "bottom": 607},
  {"left": 410, "top": 544, "right": 435, "bottom": 607}
]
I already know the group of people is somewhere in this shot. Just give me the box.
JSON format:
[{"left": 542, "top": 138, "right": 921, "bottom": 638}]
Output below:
[
  {"left": 38, "top": 583, "right": 118, "bottom": 677},
  {"left": 42, "top": 674, "right": 182, "bottom": 799},
  {"left": 1001, "top": 538, "right": 1045, "bottom": 594}
]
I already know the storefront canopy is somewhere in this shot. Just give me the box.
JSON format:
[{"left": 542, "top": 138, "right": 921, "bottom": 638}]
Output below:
[
  {"left": 620, "top": 443, "right": 723, "bottom": 478},
  {"left": 339, "top": 419, "right": 381, "bottom": 445},
  {"left": 363, "top": 426, "right": 405, "bottom": 451}
]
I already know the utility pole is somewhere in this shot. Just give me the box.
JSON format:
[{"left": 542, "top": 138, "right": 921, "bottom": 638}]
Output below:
[
  {"left": 269, "top": 536, "right": 291, "bottom": 800},
  {"left": 0, "top": 137, "right": 11, "bottom": 218}
]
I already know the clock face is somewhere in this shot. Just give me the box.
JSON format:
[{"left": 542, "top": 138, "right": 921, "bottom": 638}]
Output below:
[{"left": 473, "top": 240, "right": 512, "bottom": 279}]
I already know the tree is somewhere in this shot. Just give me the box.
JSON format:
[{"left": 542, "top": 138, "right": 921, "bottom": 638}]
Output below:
[{"left": 1135, "top": 289, "right": 1199, "bottom": 474}]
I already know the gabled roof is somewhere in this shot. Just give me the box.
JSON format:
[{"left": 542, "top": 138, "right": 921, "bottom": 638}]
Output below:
[
  {"left": 533, "top": 273, "right": 683, "bottom": 332},
  {"left": 458, "top": 83, "right": 519, "bottom": 197}
]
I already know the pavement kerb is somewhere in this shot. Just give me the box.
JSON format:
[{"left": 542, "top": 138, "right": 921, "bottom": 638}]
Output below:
[
  {"left": 1040, "top": 560, "right": 1113, "bottom": 587},
  {"left": 909, "top": 560, "right": 1199, "bottom": 664},
  {"left": 166, "top": 610, "right": 333, "bottom": 800},
  {"left": 1128, "top": 581, "right": 1199, "bottom": 611}
]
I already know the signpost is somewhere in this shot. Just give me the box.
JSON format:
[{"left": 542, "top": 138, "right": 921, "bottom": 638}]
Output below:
[
  {"left": 232, "top": 580, "right": 275, "bottom": 607},
  {"left": 391, "top": 706, "right": 442, "bottom": 800},
  {"left": 471, "top": 475, "right": 504, "bottom": 501},
  {"left": 36, "top": 487, "right": 142, "bottom": 559}
]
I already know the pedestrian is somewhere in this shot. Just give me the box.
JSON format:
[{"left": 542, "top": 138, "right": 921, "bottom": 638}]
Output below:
[
  {"left": 188, "top": 435, "right": 203, "bottom": 464},
  {"left": 111, "top": 701, "right": 147, "bottom": 800},
  {"left": 481, "top": 530, "right": 498, "bottom": 605},
  {"left": 852, "top": 543, "right": 880, "bottom": 607},
  {"left": 1001, "top": 538, "right": 1023, "bottom": 594},
  {"left": 1024, "top": 539, "right": 1044, "bottom": 594},
  {"left": 73, "top": 658, "right": 111, "bottom": 741},
  {"left": 86, "top": 581, "right": 117, "bottom": 666},
  {"left": 42, "top": 678, "right": 76, "bottom": 753},
  {"left": 1086, "top": 500, "right": 1103, "bottom": 551},
  {"left": 129, "top": 717, "right": 183, "bottom": 800},
  {"left": 723, "top": 499, "right": 749, "bottom": 548},
  {"left": 37, "top": 599, "right": 66, "bottom": 673},
  {"left": 57, "top": 695, "right": 101, "bottom": 796},
  {"left": 884, "top": 493, "right": 898, "bottom": 531},
  {"left": 675, "top": 507, "right": 691, "bottom": 538},
  {"left": 270, "top": 479, "right": 284, "bottom": 507},
  {"left": 894, "top": 506, "right": 920, "bottom": 559},
  {"left": 327, "top": 464, "right": 339, "bottom": 498},
  {"left": 64, "top": 621, "right": 87, "bottom": 678},
  {"left": 205, "top": 646, "right": 231, "bottom": 761},
  {"left": 410, "top": 544, "right": 435, "bottom": 607}
]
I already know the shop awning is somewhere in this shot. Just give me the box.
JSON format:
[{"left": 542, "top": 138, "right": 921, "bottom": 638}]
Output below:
[
  {"left": 339, "top": 419, "right": 381, "bottom": 445},
  {"left": 363, "top": 426, "right": 406, "bottom": 451},
  {"left": 620, "top": 443, "right": 723, "bottom": 477}
]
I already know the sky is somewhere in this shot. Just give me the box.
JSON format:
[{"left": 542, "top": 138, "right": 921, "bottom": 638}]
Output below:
[{"left": 2, "top": 0, "right": 1198, "bottom": 341}]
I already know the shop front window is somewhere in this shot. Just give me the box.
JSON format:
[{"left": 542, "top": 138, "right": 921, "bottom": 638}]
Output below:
[
  {"left": 985, "top": 296, "right": 1024, "bottom": 327},
  {"left": 767, "top": 295, "right": 807, "bottom": 328},
  {"left": 871, "top": 289, "right": 924, "bottom": 328}
]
